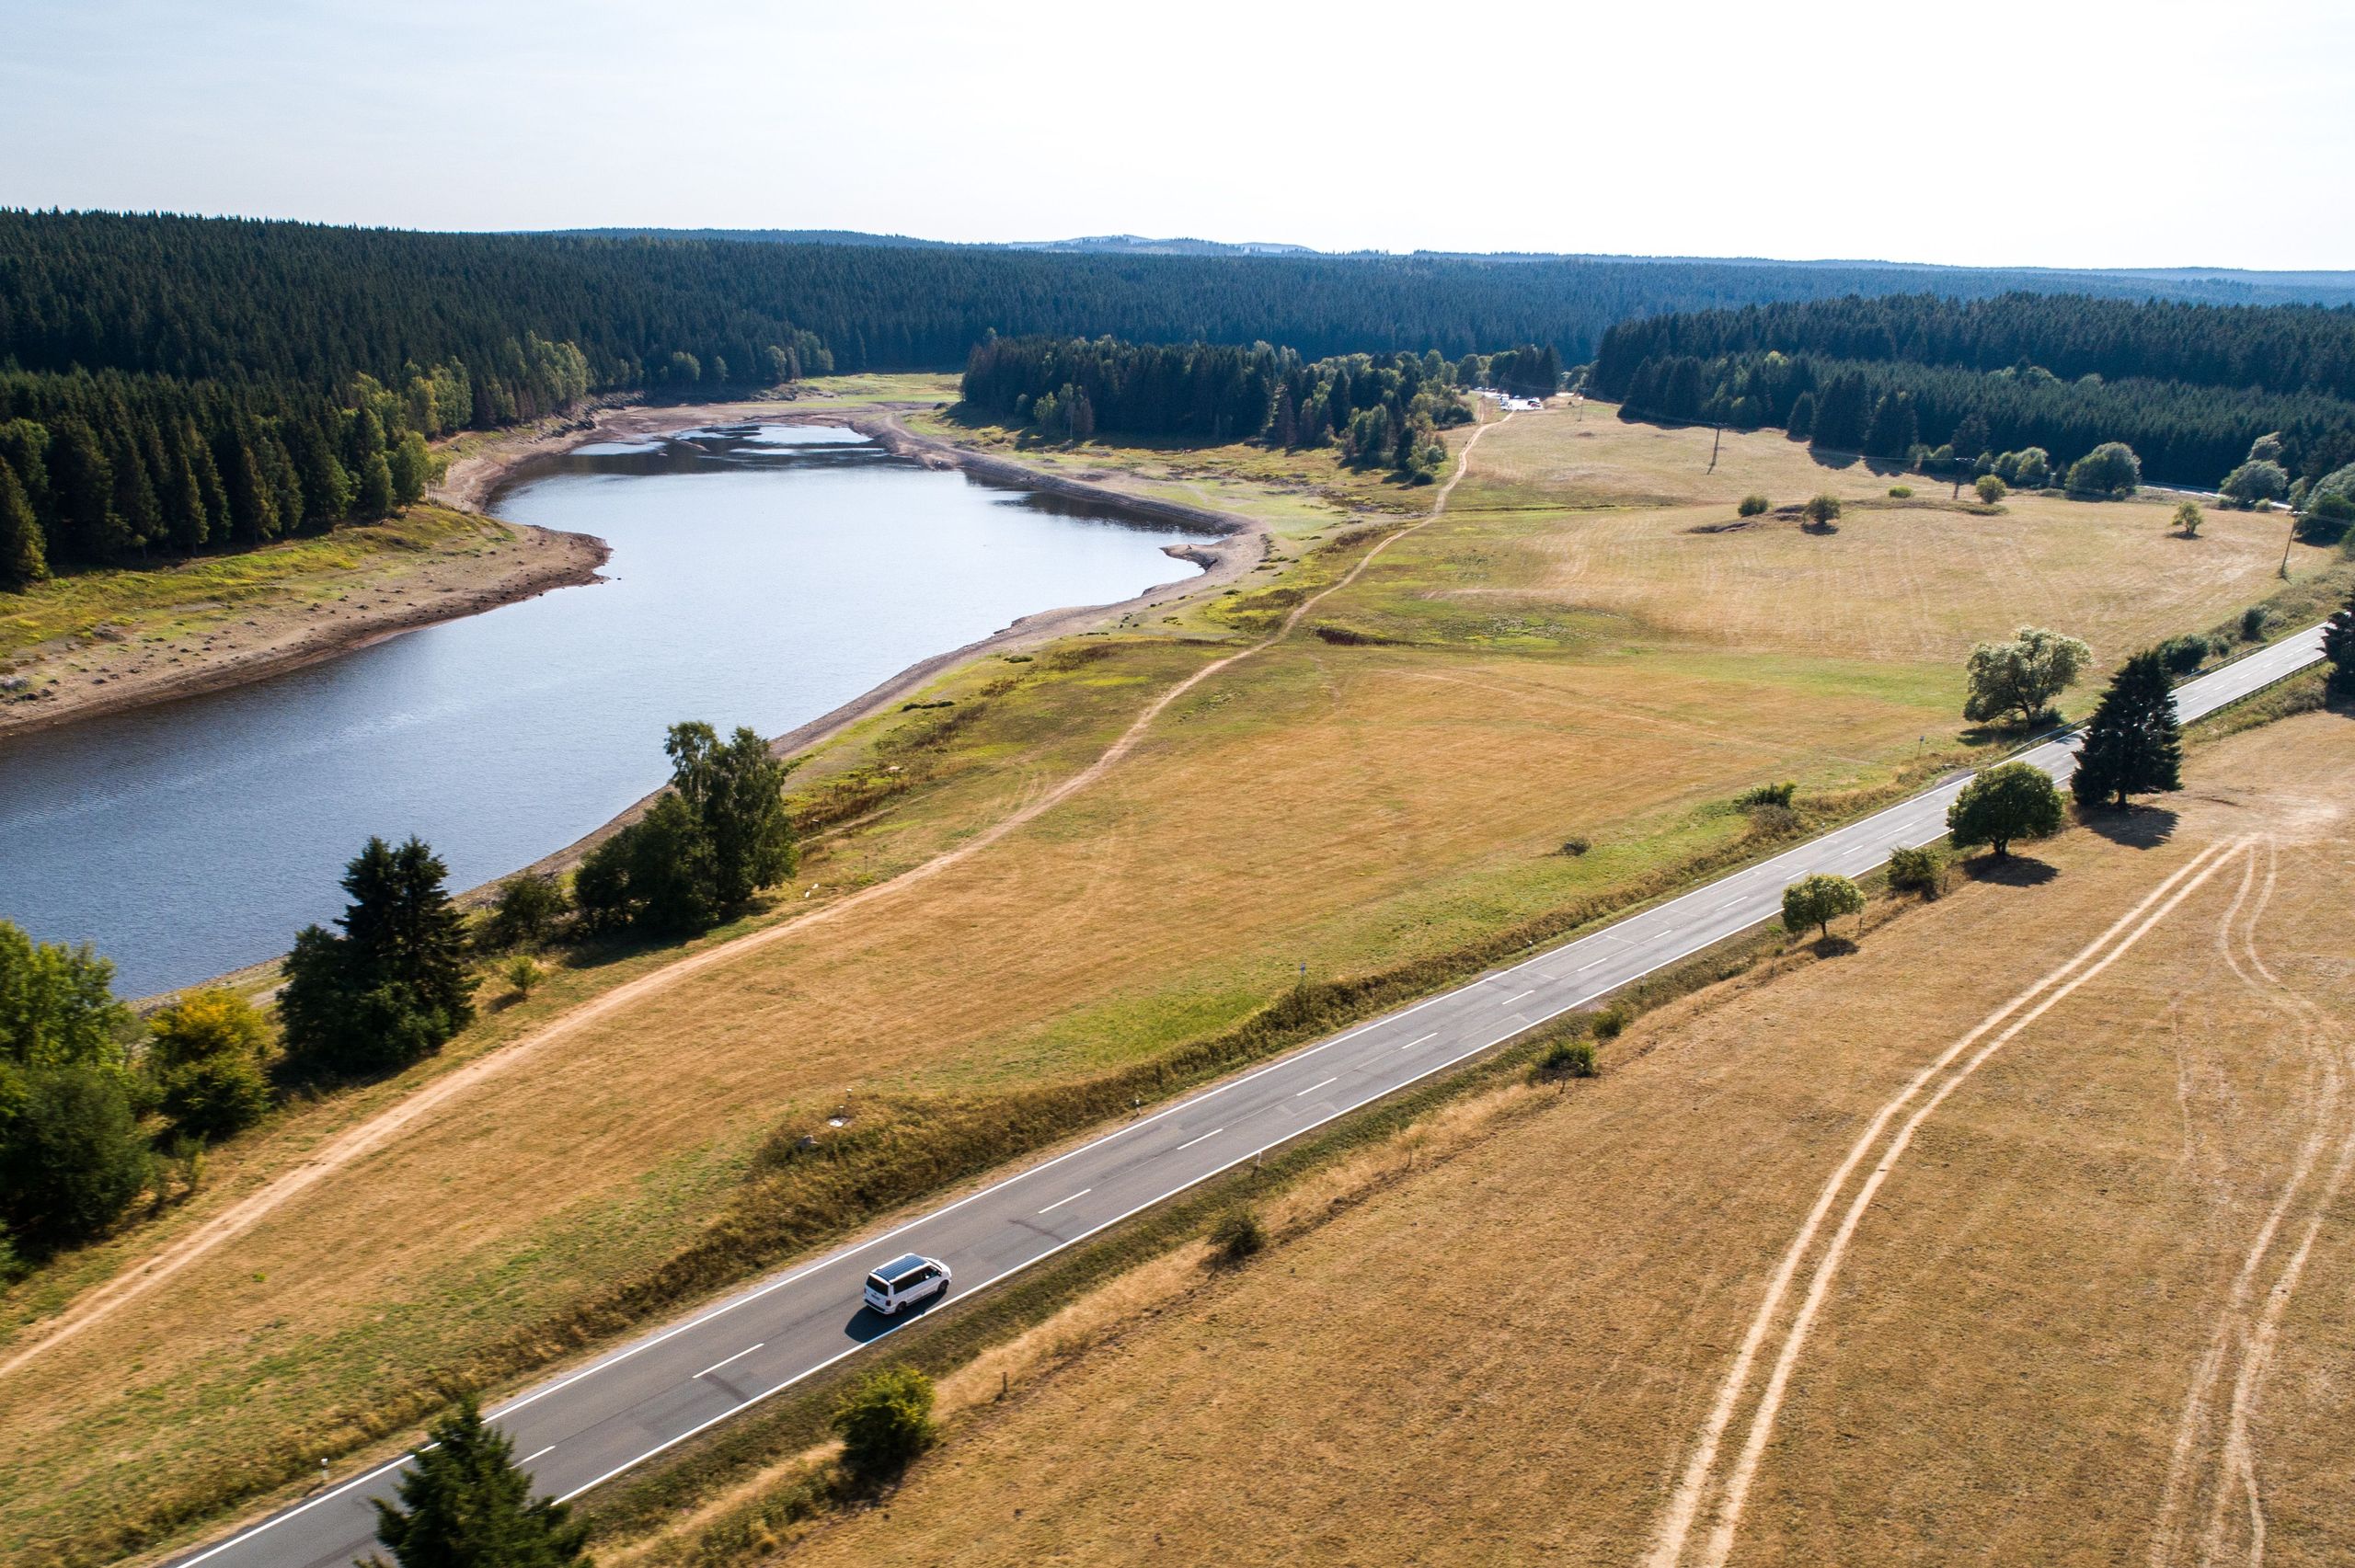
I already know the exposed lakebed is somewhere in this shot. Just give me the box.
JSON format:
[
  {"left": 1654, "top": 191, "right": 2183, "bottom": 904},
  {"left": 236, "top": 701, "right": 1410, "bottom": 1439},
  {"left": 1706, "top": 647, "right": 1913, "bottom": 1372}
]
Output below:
[{"left": 0, "top": 424, "right": 1209, "bottom": 995}]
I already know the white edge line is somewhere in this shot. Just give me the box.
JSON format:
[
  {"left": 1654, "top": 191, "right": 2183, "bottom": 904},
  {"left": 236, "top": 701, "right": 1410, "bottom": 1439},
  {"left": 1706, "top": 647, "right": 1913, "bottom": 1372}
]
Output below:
[{"left": 206, "top": 629, "right": 2331, "bottom": 1550}]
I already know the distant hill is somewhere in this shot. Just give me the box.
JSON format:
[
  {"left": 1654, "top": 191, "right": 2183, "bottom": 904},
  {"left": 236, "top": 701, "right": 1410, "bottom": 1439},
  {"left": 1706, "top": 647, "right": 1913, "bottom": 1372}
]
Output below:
[{"left": 544, "top": 229, "right": 2355, "bottom": 307}]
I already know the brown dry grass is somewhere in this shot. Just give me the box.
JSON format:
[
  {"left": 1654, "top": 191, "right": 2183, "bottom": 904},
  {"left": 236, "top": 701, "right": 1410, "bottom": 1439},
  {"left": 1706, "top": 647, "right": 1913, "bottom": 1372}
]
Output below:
[
  {"left": 2, "top": 406, "right": 2338, "bottom": 1565},
  {"left": 763, "top": 712, "right": 2355, "bottom": 1568}
]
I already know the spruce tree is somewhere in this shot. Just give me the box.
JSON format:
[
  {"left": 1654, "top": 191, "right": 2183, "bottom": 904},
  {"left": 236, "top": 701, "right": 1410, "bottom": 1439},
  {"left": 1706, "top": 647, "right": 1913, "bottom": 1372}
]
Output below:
[
  {"left": 0, "top": 458, "right": 46, "bottom": 586},
  {"left": 280, "top": 836, "right": 476, "bottom": 1075},
  {"left": 367, "top": 1397, "right": 589, "bottom": 1568},
  {"left": 2070, "top": 649, "right": 2183, "bottom": 810},
  {"left": 2321, "top": 584, "right": 2354, "bottom": 696}
]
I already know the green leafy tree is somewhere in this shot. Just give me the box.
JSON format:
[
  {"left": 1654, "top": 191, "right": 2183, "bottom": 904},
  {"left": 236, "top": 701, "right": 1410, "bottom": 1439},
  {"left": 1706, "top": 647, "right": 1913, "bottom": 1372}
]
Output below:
[
  {"left": 389, "top": 432, "right": 431, "bottom": 506},
  {"left": 149, "top": 990, "right": 271, "bottom": 1140},
  {"left": 1974, "top": 474, "right": 2006, "bottom": 504},
  {"left": 2071, "top": 649, "right": 2184, "bottom": 810},
  {"left": 2173, "top": 500, "right": 2203, "bottom": 536},
  {"left": 1802, "top": 494, "right": 1842, "bottom": 529},
  {"left": 2064, "top": 441, "right": 2142, "bottom": 498},
  {"left": 1781, "top": 873, "right": 1865, "bottom": 939},
  {"left": 832, "top": 1366, "right": 936, "bottom": 1490},
  {"left": 0, "top": 921, "right": 134, "bottom": 1071},
  {"left": 2321, "top": 583, "right": 2355, "bottom": 696},
  {"left": 1947, "top": 761, "right": 2066, "bottom": 859},
  {"left": 0, "top": 1065, "right": 149, "bottom": 1249},
  {"left": 280, "top": 837, "right": 477, "bottom": 1076},
  {"left": 366, "top": 1396, "right": 589, "bottom": 1568},
  {"left": 576, "top": 724, "right": 795, "bottom": 936},
  {"left": 480, "top": 875, "right": 570, "bottom": 951},
  {"left": 2218, "top": 459, "right": 2288, "bottom": 509},
  {"left": 1962, "top": 626, "right": 2092, "bottom": 728}
]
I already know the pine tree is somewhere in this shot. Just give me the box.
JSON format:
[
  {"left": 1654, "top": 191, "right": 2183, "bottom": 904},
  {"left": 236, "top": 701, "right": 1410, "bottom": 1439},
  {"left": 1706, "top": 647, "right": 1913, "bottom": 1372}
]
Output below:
[
  {"left": 0, "top": 458, "right": 46, "bottom": 586},
  {"left": 280, "top": 837, "right": 477, "bottom": 1075},
  {"left": 2070, "top": 649, "right": 2183, "bottom": 810},
  {"left": 367, "top": 1397, "right": 590, "bottom": 1568}
]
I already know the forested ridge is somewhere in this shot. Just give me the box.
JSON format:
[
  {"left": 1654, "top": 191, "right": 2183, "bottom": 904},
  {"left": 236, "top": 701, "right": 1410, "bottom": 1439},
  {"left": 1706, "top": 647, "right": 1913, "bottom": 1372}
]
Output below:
[
  {"left": 10, "top": 209, "right": 2355, "bottom": 584},
  {"left": 1595, "top": 293, "right": 2355, "bottom": 491}
]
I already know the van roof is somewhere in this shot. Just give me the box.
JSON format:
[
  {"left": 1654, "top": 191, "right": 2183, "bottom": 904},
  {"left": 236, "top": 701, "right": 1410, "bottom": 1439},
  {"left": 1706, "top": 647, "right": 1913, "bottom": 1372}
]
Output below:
[{"left": 874, "top": 1253, "right": 929, "bottom": 1282}]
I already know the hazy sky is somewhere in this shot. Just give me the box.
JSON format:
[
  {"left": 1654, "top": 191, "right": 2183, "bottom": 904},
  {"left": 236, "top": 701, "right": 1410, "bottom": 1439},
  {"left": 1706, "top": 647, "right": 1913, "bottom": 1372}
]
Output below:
[{"left": 5, "top": 0, "right": 2349, "bottom": 270}]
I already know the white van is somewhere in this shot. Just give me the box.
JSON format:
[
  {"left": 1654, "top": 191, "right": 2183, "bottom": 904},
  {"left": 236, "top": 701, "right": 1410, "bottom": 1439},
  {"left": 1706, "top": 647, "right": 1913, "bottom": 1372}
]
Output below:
[{"left": 863, "top": 1253, "right": 951, "bottom": 1316}]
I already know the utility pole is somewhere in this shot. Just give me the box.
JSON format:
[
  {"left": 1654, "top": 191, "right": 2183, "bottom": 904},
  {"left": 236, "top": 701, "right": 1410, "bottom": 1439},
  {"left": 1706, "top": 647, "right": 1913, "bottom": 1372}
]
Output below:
[
  {"left": 1707, "top": 418, "right": 1722, "bottom": 474},
  {"left": 2280, "top": 509, "right": 2298, "bottom": 578}
]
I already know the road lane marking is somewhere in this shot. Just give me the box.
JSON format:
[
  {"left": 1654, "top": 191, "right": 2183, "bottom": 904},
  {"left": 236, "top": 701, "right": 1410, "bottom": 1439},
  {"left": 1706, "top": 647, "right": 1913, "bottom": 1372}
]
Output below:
[
  {"left": 1399, "top": 1032, "right": 1438, "bottom": 1050},
  {"left": 1175, "top": 1127, "right": 1223, "bottom": 1150},
  {"left": 1037, "top": 1188, "right": 1090, "bottom": 1215},
  {"left": 520, "top": 1445, "right": 556, "bottom": 1464},
  {"left": 1295, "top": 1077, "right": 1338, "bottom": 1097},
  {"left": 1499, "top": 989, "right": 1535, "bottom": 1006},
  {"left": 695, "top": 1344, "right": 763, "bottom": 1379},
  {"left": 1579, "top": 956, "right": 1613, "bottom": 972}
]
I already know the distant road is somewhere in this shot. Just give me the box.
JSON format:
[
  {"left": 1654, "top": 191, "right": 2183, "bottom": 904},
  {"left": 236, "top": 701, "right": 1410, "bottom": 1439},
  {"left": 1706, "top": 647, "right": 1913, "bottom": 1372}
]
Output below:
[{"left": 174, "top": 624, "right": 2329, "bottom": 1568}]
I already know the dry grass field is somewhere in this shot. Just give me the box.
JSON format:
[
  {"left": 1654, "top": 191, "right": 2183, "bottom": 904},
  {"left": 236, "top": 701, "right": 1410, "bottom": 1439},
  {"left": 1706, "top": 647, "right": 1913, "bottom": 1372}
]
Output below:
[
  {"left": 775, "top": 711, "right": 2355, "bottom": 1568},
  {"left": 0, "top": 401, "right": 2338, "bottom": 1564}
]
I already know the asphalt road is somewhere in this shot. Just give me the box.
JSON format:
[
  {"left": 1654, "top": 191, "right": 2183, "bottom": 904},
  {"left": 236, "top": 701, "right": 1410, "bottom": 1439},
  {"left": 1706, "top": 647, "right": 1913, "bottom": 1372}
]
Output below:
[{"left": 175, "top": 624, "right": 2329, "bottom": 1568}]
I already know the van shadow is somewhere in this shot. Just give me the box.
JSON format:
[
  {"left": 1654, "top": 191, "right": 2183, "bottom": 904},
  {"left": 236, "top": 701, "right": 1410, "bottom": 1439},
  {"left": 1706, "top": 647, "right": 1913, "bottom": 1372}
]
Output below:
[
  {"left": 2080, "top": 806, "right": 2180, "bottom": 849},
  {"left": 1962, "top": 854, "right": 2061, "bottom": 887},
  {"left": 844, "top": 1293, "right": 947, "bottom": 1343}
]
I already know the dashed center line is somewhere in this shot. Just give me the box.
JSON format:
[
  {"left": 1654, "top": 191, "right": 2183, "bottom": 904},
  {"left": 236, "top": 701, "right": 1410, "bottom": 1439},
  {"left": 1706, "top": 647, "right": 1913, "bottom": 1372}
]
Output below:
[
  {"left": 1175, "top": 1127, "right": 1223, "bottom": 1150},
  {"left": 520, "top": 1445, "right": 556, "bottom": 1465},
  {"left": 1295, "top": 1076, "right": 1338, "bottom": 1097},
  {"left": 1037, "top": 1187, "right": 1089, "bottom": 1215},
  {"left": 1578, "top": 956, "right": 1613, "bottom": 972},
  {"left": 1499, "top": 989, "right": 1535, "bottom": 1006},
  {"left": 695, "top": 1344, "right": 763, "bottom": 1379},
  {"left": 1399, "top": 1031, "right": 1439, "bottom": 1050}
]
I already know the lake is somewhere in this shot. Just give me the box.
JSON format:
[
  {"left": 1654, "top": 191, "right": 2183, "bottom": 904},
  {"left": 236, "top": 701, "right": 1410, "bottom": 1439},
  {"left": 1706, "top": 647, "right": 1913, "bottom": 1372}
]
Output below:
[{"left": 0, "top": 424, "right": 1206, "bottom": 996}]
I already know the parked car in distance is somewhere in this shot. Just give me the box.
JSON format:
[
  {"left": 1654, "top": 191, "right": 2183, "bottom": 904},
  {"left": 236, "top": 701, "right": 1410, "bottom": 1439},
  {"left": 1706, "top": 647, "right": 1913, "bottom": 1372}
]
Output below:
[{"left": 863, "top": 1253, "right": 952, "bottom": 1316}]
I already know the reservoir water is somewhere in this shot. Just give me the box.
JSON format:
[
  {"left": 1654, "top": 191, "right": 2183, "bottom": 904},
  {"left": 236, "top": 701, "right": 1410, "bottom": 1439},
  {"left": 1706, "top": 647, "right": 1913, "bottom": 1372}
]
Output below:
[{"left": 0, "top": 425, "right": 1207, "bottom": 996}]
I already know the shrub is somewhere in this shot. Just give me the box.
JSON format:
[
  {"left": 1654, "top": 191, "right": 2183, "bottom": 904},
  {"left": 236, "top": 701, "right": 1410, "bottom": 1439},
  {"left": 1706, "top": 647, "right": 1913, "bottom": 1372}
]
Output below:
[
  {"left": 1887, "top": 843, "right": 1947, "bottom": 896},
  {"left": 1211, "top": 1205, "right": 1268, "bottom": 1262},
  {"left": 1737, "top": 493, "right": 1770, "bottom": 517},
  {"left": 1744, "top": 804, "right": 1801, "bottom": 841},
  {"left": 2240, "top": 605, "right": 2269, "bottom": 641},
  {"left": 1591, "top": 1006, "right": 1629, "bottom": 1041},
  {"left": 832, "top": 1366, "right": 936, "bottom": 1490},
  {"left": 1974, "top": 474, "right": 2007, "bottom": 504},
  {"left": 1558, "top": 835, "right": 1591, "bottom": 856},
  {"left": 1888, "top": 485, "right": 1913, "bottom": 498},
  {"left": 2157, "top": 635, "right": 2212, "bottom": 675},
  {"left": 505, "top": 956, "right": 546, "bottom": 1000},
  {"left": 480, "top": 874, "right": 569, "bottom": 951},
  {"left": 1734, "top": 781, "right": 1797, "bottom": 809},
  {"left": 1532, "top": 1038, "right": 1598, "bottom": 1082}
]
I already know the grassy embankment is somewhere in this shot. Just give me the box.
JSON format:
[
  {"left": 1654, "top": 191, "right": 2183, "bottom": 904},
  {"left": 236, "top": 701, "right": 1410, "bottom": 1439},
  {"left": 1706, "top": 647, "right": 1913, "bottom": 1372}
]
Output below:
[
  {"left": 0, "top": 396, "right": 2339, "bottom": 1566},
  {"left": 707, "top": 707, "right": 2355, "bottom": 1568}
]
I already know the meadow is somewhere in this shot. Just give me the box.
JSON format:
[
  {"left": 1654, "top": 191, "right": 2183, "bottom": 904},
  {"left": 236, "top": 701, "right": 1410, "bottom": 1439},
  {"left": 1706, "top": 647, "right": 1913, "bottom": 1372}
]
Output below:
[{"left": 0, "top": 396, "right": 2335, "bottom": 1565}]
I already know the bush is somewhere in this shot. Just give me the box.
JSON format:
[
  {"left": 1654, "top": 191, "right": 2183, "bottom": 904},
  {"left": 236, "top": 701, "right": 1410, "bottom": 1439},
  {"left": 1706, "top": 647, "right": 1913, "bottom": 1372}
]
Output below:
[
  {"left": 2240, "top": 605, "right": 2269, "bottom": 642},
  {"left": 2157, "top": 635, "right": 2213, "bottom": 675},
  {"left": 505, "top": 956, "right": 546, "bottom": 1000},
  {"left": 480, "top": 874, "right": 569, "bottom": 951},
  {"left": 1974, "top": 474, "right": 2006, "bottom": 504},
  {"left": 1532, "top": 1037, "right": 1598, "bottom": 1082},
  {"left": 832, "top": 1367, "right": 936, "bottom": 1489},
  {"left": 1212, "top": 1205, "right": 1268, "bottom": 1262},
  {"left": 0, "top": 1065, "right": 149, "bottom": 1249},
  {"left": 1887, "top": 843, "right": 1947, "bottom": 896},
  {"left": 2064, "top": 441, "right": 2141, "bottom": 498},
  {"left": 1558, "top": 835, "right": 1591, "bottom": 857},
  {"left": 1735, "top": 781, "right": 1797, "bottom": 809},
  {"left": 1737, "top": 493, "right": 1770, "bottom": 517},
  {"left": 1591, "top": 1006, "right": 1629, "bottom": 1041},
  {"left": 1803, "top": 494, "right": 1842, "bottom": 529},
  {"left": 1888, "top": 485, "right": 1913, "bottom": 498}
]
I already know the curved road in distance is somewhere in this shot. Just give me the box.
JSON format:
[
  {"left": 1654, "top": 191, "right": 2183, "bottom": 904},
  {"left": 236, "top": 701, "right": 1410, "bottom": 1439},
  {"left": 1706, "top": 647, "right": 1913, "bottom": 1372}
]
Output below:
[{"left": 175, "top": 624, "right": 2328, "bottom": 1568}]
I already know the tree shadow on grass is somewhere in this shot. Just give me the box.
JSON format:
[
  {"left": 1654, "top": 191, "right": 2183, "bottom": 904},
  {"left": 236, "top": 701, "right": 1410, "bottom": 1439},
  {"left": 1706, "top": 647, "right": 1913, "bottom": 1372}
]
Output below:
[
  {"left": 2079, "top": 805, "right": 2179, "bottom": 850},
  {"left": 1808, "top": 448, "right": 1861, "bottom": 472},
  {"left": 1962, "top": 854, "right": 2061, "bottom": 887}
]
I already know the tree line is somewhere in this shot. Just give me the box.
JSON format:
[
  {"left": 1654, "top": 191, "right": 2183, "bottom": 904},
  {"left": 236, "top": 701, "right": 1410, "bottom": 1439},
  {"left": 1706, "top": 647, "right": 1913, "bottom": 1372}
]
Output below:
[
  {"left": 960, "top": 335, "right": 1514, "bottom": 477},
  {"left": 1594, "top": 293, "right": 2355, "bottom": 493}
]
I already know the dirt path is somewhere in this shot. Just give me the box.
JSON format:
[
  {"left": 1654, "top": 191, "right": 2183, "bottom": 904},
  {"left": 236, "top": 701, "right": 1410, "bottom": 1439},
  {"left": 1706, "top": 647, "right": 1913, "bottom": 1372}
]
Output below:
[
  {"left": 2147, "top": 838, "right": 2355, "bottom": 1568},
  {"left": 0, "top": 416, "right": 1503, "bottom": 1384},
  {"left": 1646, "top": 833, "right": 2255, "bottom": 1568}
]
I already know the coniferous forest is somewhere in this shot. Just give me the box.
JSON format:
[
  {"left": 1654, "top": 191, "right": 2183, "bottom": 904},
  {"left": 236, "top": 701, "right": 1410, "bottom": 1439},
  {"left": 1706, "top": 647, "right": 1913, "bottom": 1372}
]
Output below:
[
  {"left": 9, "top": 210, "right": 2355, "bottom": 586},
  {"left": 1592, "top": 292, "right": 2355, "bottom": 491}
]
